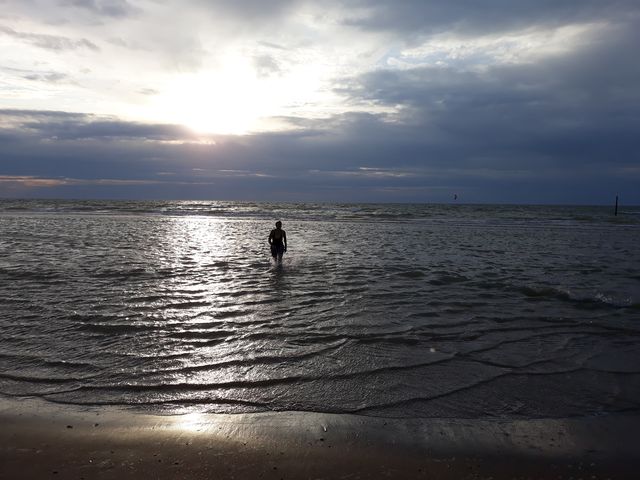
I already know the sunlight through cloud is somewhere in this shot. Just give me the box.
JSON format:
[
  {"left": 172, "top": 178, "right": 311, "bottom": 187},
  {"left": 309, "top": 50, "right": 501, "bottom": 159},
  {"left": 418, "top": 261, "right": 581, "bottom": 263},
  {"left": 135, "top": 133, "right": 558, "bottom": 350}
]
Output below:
[{"left": 145, "top": 54, "right": 333, "bottom": 135}]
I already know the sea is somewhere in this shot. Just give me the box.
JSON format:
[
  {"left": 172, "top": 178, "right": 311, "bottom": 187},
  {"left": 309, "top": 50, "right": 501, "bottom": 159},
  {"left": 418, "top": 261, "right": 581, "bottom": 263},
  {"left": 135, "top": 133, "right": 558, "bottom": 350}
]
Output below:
[{"left": 1, "top": 199, "right": 639, "bottom": 419}]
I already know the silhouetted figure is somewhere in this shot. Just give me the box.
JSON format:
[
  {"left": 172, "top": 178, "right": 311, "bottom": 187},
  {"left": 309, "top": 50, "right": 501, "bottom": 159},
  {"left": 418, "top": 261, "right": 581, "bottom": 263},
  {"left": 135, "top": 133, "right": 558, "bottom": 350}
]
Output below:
[{"left": 268, "top": 221, "right": 287, "bottom": 264}]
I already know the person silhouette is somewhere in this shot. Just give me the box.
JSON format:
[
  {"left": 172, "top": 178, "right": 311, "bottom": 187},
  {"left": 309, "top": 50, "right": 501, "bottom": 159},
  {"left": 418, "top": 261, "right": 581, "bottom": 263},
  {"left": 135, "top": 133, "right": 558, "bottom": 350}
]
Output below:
[{"left": 268, "top": 221, "right": 287, "bottom": 264}]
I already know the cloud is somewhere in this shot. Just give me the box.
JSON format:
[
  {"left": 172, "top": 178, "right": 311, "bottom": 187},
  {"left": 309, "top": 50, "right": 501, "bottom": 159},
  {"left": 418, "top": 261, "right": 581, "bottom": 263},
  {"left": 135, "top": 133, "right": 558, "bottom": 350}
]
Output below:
[
  {"left": 0, "top": 1, "right": 639, "bottom": 203},
  {"left": 253, "top": 55, "right": 282, "bottom": 78},
  {"left": 1, "top": 65, "right": 72, "bottom": 84},
  {"left": 0, "top": 109, "right": 193, "bottom": 141},
  {"left": 0, "top": 175, "right": 71, "bottom": 188},
  {"left": 343, "top": 0, "right": 638, "bottom": 37},
  {"left": 194, "top": 0, "right": 299, "bottom": 22},
  {"left": 22, "top": 72, "right": 70, "bottom": 83},
  {"left": 65, "top": 0, "right": 139, "bottom": 18},
  {"left": 336, "top": 18, "right": 640, "bottom": 173},
  {"left": 1, "top": 106, "right": 638, "bottom": 203},
  {"left": 0, "top": 174, "right": 213, "bottom": 187},
  {"left": 0, "top": 24, "right": 99, "bottom": 51},
  {"left": 137, "top": 88, "right": 159, "bottom": 96}
]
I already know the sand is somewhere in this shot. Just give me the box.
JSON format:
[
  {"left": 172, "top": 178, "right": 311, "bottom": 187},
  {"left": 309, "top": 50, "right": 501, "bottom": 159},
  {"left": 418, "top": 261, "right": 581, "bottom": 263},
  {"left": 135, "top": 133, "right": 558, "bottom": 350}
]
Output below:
[{"left": 1, "top": 396, "right": 638, "bottom": 479}]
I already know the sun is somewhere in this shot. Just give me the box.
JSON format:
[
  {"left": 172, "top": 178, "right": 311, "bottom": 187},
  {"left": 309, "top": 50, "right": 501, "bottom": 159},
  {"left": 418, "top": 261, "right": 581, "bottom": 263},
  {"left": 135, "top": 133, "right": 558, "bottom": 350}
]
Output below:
[
  {"left": 159, "top": 62, "right": 266, "bottom": 135},
  {"left": 141, "top": 54, "right": 335, "bottom": 136}
]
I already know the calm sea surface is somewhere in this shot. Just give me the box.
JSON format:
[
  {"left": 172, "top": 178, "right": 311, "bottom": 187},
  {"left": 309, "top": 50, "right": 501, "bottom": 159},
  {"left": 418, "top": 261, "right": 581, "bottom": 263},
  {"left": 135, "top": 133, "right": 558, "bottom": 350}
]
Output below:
[{"left": 1, "top": 200, "right": 639, "bottom": 418}]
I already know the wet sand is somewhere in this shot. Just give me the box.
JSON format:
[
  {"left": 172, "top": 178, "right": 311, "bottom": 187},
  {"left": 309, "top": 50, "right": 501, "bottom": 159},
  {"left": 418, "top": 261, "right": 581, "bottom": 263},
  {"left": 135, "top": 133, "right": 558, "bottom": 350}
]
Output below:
[{"left": 1, "top": 396, "right": 638, "bottom": 479}]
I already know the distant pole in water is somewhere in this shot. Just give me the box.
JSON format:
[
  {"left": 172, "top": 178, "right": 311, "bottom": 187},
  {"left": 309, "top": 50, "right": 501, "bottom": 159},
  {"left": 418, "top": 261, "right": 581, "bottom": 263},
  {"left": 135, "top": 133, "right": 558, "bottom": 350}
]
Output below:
[{"left": 614, "top": 195, "right": 619, "bottom": 216}]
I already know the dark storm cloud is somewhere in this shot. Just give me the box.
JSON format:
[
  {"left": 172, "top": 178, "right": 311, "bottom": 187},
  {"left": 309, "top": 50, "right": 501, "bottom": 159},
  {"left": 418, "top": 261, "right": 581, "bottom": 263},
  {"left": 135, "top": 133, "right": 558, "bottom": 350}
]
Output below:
[
  {"left": 0, "top": 24, "right": 99, "bottom": 51},
  {"left": 343, "top": 0, "right": 638, "bottom": 36}
]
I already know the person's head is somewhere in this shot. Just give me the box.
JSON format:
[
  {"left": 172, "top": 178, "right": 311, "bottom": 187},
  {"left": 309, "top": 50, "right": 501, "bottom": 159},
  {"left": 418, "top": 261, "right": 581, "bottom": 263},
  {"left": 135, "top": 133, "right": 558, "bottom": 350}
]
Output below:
[{"left": 275, "top": 221, "right": 282, "bottom": 229}]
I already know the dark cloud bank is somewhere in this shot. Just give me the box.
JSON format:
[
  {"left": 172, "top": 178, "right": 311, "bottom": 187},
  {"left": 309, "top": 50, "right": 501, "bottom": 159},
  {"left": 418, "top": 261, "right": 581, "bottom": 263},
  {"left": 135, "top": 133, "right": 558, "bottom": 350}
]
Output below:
[
  {"left": 1, "top": 1, "right": 639, "bottom": 204},
  {"left": 1, "top": 98, "right": 637, "bottom": 204}
]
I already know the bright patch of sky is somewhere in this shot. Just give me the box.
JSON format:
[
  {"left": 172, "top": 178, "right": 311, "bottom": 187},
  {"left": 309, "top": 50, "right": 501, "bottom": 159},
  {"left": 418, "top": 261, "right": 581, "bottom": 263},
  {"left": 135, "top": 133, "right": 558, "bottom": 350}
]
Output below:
[{"left": 1, "top": 1, "right": 397, "bottom": 134}]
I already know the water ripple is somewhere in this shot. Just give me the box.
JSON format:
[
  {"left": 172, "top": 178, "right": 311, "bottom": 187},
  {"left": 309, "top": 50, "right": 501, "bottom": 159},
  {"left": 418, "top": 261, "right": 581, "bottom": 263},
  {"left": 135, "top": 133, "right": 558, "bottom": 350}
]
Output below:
[{"left": 1, "top": 201, "right": 640, "bottom": 418}]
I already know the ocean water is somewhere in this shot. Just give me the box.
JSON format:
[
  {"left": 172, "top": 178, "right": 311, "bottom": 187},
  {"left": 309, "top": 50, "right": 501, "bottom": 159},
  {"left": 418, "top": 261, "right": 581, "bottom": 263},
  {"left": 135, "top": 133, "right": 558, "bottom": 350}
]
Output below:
[{"left": 1, "top": 199, "right": 639, "bottom": 419}]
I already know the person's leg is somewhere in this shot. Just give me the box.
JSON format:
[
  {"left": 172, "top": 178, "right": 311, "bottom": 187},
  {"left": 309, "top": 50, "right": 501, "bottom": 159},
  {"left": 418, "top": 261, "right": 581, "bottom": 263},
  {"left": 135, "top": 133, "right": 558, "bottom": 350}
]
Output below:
[{"left": 275, "top": 244, "right": 284, "bottom": 264}]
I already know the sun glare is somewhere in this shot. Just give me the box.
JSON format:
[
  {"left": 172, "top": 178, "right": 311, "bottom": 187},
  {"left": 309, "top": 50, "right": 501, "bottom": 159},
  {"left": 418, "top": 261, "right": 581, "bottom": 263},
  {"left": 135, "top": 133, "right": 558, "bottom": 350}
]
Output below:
[
  {"left": 159, "top": 61, "right": 265, "bottom": 135},
  {"left": 144, "top": 55, "right": 334, "bottom": 136}
]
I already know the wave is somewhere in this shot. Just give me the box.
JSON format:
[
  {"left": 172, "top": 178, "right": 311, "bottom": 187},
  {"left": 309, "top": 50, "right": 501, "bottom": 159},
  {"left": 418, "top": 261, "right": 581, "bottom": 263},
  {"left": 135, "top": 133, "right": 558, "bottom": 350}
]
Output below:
[
  {"left": 0, "top": 267, "right": 64, "bottom": 281},
  {"left": 516, "top": 284, "right": 638, "bottom": 309},
  {"left": 77, "top": 322, "right": 163, "bottom": 334},
  {"left": 0, "top": 372, "right": 90, "bottom": 384},
  {"left": 2, "top": 199, "right": 639, "bottom": 226}
]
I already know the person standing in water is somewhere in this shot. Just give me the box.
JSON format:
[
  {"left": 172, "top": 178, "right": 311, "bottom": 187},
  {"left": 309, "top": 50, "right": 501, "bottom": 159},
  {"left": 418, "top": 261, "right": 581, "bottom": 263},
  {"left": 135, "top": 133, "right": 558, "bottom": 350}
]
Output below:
[{"left": 268, "top": 221, "right": 287, "bottom": 264}]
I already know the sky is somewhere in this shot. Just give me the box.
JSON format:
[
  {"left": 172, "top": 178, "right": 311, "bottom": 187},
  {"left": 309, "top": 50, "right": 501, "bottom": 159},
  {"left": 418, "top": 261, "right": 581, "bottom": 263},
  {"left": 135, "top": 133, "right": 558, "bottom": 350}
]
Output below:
[{"left": 1, "top": 0, "right": 639, "bottom": 204}]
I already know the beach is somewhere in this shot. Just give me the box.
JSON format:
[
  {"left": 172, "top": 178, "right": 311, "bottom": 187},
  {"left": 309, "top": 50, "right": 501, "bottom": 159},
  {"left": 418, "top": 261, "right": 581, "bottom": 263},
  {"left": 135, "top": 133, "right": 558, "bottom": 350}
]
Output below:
[
  {"left": 1, "top": 396, "right": 639, "bottom": 479},
  {"left": 3, "top": 0, "right": 640, "bottom": 472}
]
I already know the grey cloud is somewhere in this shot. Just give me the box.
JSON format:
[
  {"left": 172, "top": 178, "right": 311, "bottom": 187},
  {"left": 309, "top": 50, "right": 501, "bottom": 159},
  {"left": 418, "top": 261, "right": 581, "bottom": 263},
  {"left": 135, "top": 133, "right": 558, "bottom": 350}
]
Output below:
[
  {"left": 137, "top": 88, "right": 159, "bottom": 96},
  {"left": 1, "top": 65, "right": 72, "bottom": 83},
  {"left": 195, "top": 0, "right": 298, "bottom": 21},
  {"left": 0, "top": 110, "right": 192, "bottom": 141},
  {"left": 1, "top": 109, "right": 89, "bottom": 122},
  {"left": 27, "top": 120, "right": 191, "bottom": 141},
  {"left": 23, "top": 72, "right": 70, "bottom": 83},
  {"left": 107, "top": 37, "right": 150, "bottom": 51},
  {"left": 258, "top": 41, "right": 289, "bottom": 51},
  {"left": 0, "top": 107, "right": 637, "bottom": 203},
  {"left": 253, "top": 54, "right": 281, "bottom": 77},
  {"left": 0, "top": 24, "right": 99, "bottom": 51},
  {"left": 336, "top": 19, "right": 640, "bottom": 173},
  {"left": 65, "top": 0, "right": 139, "bottom": 18},
  {"left": 342, "top": 0, "right": 639, "bottom": 37}
]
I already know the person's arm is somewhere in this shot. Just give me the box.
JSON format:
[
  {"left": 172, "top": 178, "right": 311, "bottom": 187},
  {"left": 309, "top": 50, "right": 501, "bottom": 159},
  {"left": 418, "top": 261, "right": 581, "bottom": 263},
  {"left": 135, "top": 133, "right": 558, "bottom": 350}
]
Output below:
[
  {"left": 268, "top": 230, "right": 274, "bottom": 245},
  {"left": 283, "top": 231, "right": 287, "bottom": 251}
]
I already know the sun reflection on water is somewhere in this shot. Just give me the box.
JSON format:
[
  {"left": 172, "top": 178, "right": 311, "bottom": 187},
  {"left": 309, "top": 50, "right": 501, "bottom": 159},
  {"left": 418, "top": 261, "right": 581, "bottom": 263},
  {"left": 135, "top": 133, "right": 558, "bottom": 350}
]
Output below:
[{"left": 144, "top": 214, "right": 279, "bottom": 402}]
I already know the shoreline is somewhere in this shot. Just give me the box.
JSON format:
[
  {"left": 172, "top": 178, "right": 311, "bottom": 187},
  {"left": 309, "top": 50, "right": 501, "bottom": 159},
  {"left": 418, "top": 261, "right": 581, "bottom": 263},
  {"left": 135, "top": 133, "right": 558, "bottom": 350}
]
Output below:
[{"left": 1, "top": 396, "right": 639, "bottom": 479}]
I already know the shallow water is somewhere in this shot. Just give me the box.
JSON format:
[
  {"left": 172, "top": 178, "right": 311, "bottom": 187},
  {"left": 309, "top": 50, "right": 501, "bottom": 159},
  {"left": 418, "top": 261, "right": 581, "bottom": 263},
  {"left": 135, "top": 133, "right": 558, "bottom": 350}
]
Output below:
[{"left": 1, "top": 200, "right": 639, "bottom": 418}]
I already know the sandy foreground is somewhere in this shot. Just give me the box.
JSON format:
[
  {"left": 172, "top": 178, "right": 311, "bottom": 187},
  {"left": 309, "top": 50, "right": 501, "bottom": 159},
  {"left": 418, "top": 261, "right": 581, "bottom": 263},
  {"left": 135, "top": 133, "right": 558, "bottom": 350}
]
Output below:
[{"left": 1, "top": 396, "right": 638, "bottom": 479}]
